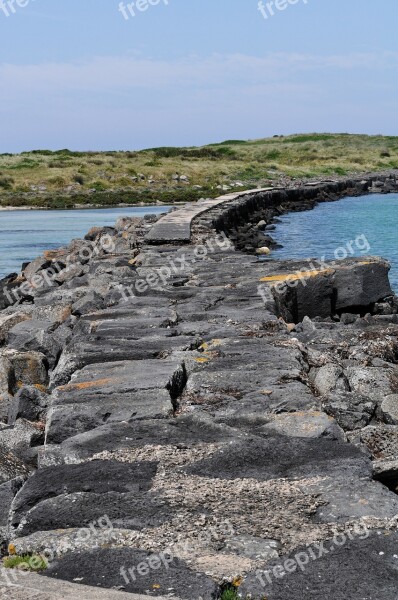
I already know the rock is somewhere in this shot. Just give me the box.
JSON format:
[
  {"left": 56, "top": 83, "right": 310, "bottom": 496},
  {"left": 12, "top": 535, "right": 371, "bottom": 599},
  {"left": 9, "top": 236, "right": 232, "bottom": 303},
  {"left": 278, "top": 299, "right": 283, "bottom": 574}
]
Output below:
[
  {"left": 11, "top": 460, "right": 158, "bottom": 531},
  {"left": 9, "top": 351, "right": 48, "bottom": 394},
  {"left": 256, "top": 246, "right": 271, "bottom": 255},
  {"left": 53, "top": 263, "right": 87, "bottom": 284},
  {"left": 0, "top": 444, "right": 30, "bottom": 485},
  {"left": 372, "top": 458, "right": 398, "bottom": 492},
  {"left": 313, "top": 364, "right": 349, "bottom": 396},
  {"left": 345, "top": 366, "right": 393, "bottom": 403},
  {"left": 84, "top": 226, "right": 115, "bottom": 242},
  {"left": 323, "top": 391, "right": 376, "bottom": 431},
  {"left": 8, "top": 385, "right": 49, "bottom": 425},
  {"left": 0, "top": 419, "right": 43, "bottom": 464},
  {"left": 256, "top": 411, "right": 342, "bottom": 439},
  {"left": 46, "top": 359, "right": 186, "bottom": 443},
  {"left": 271, "top": 269, "right": 334, "bottom": 323},
  {"left": 71, "top": 291, "right": 105, "bottom": 316},
  {"left": 0, "top": 312, "right": 31, "bottom": 344},
  {"left": 333, "top": 258, "right": 392, "bottom": 312},
  {"left": 8, "top": 320, "right": 56, "bottom": 348},
  {"left": 347, "top": 424, "right": 398, "bottom": 461},
  {"left": 241, "top": 531, "right": 398, "bottom": 600},
  {"left": 380, "top": 394, "right": 398, "bottom": 424},
  {"left": 0, "top": 477, "right": 24, "bottom": 549},
  {"left": 224, "top": 534, "right": 281, "bottom": 560},
  {"left": 186, "top": 435, "right": 369, "bottom": 481},
  {"left": 340, "top": 312, "right": 358, "bottom": 324},
  {"left": 23, "top": 257, "right": 52, "bottom": 280},
  {"left": 0, "top": 273, "right": 21, "bottom": 310},
  {"left": 43, "top": 548, "right": 217, "bottom": 598}
]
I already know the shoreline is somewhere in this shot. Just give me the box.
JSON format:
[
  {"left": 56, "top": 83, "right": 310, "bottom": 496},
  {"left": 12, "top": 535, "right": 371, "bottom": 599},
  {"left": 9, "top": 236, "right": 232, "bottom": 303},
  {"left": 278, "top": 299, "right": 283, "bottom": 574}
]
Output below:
[{"left": 0, "top": 202, "right": 178, "bottom": 212}]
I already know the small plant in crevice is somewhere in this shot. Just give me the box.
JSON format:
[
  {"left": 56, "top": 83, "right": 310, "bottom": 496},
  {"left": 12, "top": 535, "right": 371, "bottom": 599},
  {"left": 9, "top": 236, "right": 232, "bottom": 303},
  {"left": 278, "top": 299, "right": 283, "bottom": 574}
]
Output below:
[{"left": 3, "top": 554, "right": 47, "bottom": 572}]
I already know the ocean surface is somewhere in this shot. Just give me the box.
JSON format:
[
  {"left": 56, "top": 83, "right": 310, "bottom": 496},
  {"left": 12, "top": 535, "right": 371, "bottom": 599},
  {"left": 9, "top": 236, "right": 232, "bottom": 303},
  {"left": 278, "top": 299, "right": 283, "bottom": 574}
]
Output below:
[
  {"left": 270, "top": 193, "right": 398, "bottom": 291},
  {"left": 0, "top": 206, "right": 171, "bottom": 279}
]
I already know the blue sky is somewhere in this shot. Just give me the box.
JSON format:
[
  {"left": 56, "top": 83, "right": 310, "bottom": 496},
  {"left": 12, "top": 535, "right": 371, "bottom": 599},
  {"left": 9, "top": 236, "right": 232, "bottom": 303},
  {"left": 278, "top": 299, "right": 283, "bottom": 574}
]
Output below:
[{"left": 0, "top": 0, "right": 397, "bottom": 152}]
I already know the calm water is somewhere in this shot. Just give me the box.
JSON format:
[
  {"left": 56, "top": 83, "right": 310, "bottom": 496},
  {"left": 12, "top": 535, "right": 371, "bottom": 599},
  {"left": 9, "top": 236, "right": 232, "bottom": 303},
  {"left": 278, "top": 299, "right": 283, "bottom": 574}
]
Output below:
[
  {"left": 0, "top": 206, "right": 171, "bottom": 278},
  {"left": 270, "top": 193, "right": 398, "bottom": 291}
]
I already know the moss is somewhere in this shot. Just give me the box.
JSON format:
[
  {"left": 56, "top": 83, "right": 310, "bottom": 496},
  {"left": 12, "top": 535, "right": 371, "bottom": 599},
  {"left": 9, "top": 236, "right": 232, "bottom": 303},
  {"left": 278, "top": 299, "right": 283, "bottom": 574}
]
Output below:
[{"left": 3, "top": 554, "right": 47, "bottom": 572}]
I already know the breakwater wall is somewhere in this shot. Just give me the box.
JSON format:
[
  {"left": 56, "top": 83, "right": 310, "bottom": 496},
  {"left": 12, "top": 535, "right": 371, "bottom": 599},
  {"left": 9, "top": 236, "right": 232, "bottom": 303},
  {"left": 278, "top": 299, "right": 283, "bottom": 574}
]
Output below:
[{"left": 0, "top": 175, "right": 397, "bottom": 599}]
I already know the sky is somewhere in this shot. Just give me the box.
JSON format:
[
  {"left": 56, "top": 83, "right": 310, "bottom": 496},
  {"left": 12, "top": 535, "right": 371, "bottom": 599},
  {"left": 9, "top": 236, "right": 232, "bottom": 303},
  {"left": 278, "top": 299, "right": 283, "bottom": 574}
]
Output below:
[{"left": 0, "top": 0, "right": 397, "bottom": 153}]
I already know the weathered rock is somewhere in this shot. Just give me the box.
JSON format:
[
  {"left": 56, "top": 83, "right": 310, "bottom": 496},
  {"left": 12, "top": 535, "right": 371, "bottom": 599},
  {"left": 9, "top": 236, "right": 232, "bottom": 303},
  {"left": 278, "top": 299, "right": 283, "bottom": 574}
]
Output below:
[
  {"left": 8, "top": 351, "right": 48, "bottom": 394},
  {"left": 46, "top": 359, "right": 186, "bottom": 443},
  {"left": 0, "top": 419, "right": 43, "bottom": 464},
  {"left": 187, "top": 435, "right": 369, "bottom": 481},
  {"left": 241, "top": 531, "right": 398, "bottom": 600},
  {"left": 8, "top": 385, "right": 49, "bottom": 425},
  {"left": 23, "top": 257, "right": 52, "bottom": 280},
  {"left": 8, "top": 320, "right": 63, "bottom": 369},
  {"left": 71, "top": 290, "right": 105, "bottom": 316},
  {"left": 380, "top": 394, "right": 398, "bottom": 424},
  {"left": 256, "top": 411, "right": 342, "bottom": 439},
  {"left": 11, "top": 460, "right": 158, "bottom": 531},
  {"left": 43, "top": 548, "right": 217, "bottom": 598},
  {"left": 271, "top": 269, "right": 334, "bottom": 322},
  {"left": 312, "top": 364, "right": 349, "bottom": 396},
  {"left": 0, "top": 312, "right": 31, "bottom": 344},
  {"left": 322, "top": 391, "right": 376, "bottom": 431},
  {"left": 345, "top": 366, "right": 394, "bottom": 403},
  {"left": 333, "top": 258, "right": 392, "bottom": 312}
]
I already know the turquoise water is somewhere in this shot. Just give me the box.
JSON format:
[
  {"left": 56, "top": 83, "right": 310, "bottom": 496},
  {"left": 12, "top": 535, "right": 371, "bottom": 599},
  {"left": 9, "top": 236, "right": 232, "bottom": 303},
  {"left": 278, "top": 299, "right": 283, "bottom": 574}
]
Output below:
[
  {"left": 0, "top": 206, "right": 170, "bottom": 278},
  {"left": 270, "top": 193, "right": 398, "bottom": 291}
]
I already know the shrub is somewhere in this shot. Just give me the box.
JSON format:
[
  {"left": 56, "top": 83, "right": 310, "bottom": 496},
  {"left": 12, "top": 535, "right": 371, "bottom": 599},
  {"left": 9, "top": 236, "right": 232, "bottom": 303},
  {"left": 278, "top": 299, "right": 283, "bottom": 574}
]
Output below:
[
  {"left": 73, "top": 174, "right": 85, "bottom": 185},
  {"left": 0, "top": 176, "right": 14, "bottom": 189}
]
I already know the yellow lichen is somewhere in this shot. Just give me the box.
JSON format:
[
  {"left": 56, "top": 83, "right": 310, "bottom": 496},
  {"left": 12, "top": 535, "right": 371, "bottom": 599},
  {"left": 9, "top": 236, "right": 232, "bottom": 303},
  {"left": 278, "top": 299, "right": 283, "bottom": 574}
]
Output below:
[{"left": 57, "top": 378, "right": 113, "bottom": 392}]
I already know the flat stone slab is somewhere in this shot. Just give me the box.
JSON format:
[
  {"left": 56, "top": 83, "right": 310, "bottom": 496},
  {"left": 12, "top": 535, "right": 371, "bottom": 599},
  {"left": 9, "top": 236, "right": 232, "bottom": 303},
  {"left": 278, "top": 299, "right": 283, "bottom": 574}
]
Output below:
[
  {"left": 0, "top": 573, "right": 174, "bottom": 599},
  {"left": 42, "top": 547, "right": 217, "bottom": 598},
  {"left": 145, "top": 189, "right": 273, "bottom": 243}
]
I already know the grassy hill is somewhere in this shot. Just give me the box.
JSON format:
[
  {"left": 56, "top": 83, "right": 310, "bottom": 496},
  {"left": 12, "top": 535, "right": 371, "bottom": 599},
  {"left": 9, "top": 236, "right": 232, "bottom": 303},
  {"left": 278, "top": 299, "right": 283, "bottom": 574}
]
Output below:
[{"left": 1, "top": 133, "right": 398, "bottom": 208}]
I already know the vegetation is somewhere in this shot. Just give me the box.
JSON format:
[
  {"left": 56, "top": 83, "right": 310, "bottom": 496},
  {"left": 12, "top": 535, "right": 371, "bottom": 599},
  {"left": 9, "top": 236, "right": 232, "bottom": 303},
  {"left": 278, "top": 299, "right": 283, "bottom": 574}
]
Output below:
[
  {"left": 1, "top": 133, "right": 398, "bottom": 208},
  {"left": 3, "top": 554, "right": 47, "bottom": 571}
]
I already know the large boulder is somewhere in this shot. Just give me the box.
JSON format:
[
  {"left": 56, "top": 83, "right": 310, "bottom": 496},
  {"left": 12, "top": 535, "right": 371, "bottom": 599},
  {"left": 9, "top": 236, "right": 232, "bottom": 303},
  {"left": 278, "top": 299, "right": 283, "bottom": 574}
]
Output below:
[
  {"left": 270, "top": 258, "right": 393, "bottom": 323},
  {"left": 333, "top": 258, "right": 392, "bottom": 312}
]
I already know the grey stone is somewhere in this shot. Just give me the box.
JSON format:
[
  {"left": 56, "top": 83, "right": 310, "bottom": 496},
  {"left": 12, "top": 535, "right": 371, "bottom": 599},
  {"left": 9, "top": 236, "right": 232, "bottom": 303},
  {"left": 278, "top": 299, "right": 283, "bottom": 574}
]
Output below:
[
  {"left": 71, "top": 290, "right": 106, "bottom": 316},
  {"left": 313, "top": 364, "right": 349, "bottom": 396},
  {"left": 380, "top": 394, "right": 398, "bottom": 424},
  {"left": 8, "top": 385, "right": 49, "bottom": 425},
  {"left": 322, "top": 391, "right": 376, "bottom": 431}
]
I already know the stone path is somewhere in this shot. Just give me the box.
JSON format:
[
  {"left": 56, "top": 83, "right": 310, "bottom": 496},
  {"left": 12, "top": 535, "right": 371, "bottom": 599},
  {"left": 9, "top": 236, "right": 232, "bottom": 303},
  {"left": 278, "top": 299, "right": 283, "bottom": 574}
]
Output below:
[{"left": 144, "top": 188, "right": 273, "bottom": 243}]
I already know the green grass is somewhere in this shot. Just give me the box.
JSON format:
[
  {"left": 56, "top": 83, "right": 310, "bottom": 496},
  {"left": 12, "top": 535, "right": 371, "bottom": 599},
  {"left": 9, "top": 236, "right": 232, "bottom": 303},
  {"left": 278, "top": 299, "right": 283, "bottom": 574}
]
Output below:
[
  {"left": 1, "top": 133, "right": 398, "bottom": 208},
  {"left": 3, "top": 554, "right": 47, "bottom": 571}
]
